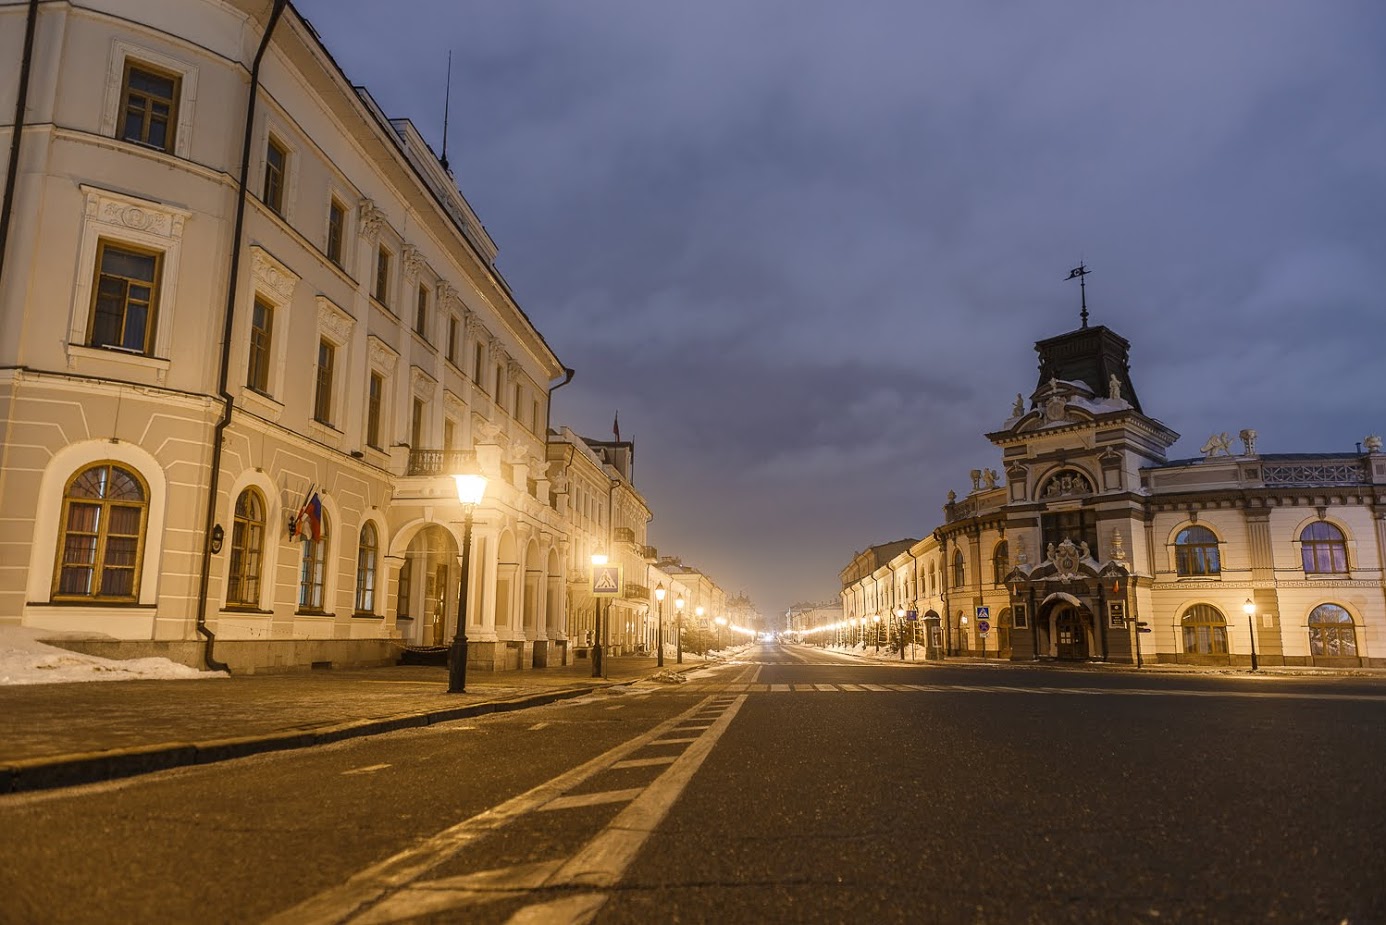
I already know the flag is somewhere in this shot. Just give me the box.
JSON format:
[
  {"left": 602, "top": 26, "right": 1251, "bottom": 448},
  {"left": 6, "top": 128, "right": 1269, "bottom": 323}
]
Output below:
[
  {"left": 294, "top": 492, "right": 323, "bottom": 541},
  {"left": 613, "top": 411, "right": 620, "bottom": 442}
]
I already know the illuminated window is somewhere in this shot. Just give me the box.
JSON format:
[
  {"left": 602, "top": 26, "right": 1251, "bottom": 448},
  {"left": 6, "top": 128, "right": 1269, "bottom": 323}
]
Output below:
[
  {"left": 1308, "top": 603, "right": 1357, "bottom": 657},
  {"left": 54, "top": 464, "right": 148, "bottom": 601},
  {"left": 951, "top": 550, "right": 965, "bottom": 589},
  {"left": 1181, "top": 604, "right": 1227, "bottom": 655},
  {"left": 355, "top": 522, "right": 378, "bottom": 614},
  {"left": 1300, "top": 522, "right": 1347, "bottom": 574},
  {"left": 90, "top": 241, "right": 161, "bottom": 354},
  {"left": 1175, "top": 525, "right": 1220, "bottom": 576},
  {"left": 227, "top": 489, "right": 265, "bottom": 606},
  {"left": 120, "top": 61, "right": 179, "bottom": 152}
]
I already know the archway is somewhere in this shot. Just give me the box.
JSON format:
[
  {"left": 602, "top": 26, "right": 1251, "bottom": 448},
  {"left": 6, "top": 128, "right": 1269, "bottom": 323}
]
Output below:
[
  {"left": 1038, "top": 594, "right": 1095, "bottom": 660},
  {"left": 395, "top": 524, "right": 458, "bottom": 648}
]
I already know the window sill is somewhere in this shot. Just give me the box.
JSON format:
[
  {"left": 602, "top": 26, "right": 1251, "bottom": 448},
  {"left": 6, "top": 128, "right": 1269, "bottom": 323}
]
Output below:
[
  {"left": 66, "top": 343, "right": 171, "bottom": 375},
  {"left": 1174, "top": 575, "right": 1221, "bottom": 582},
  {"left": 352, "top": 612, "right": 382, "bottom": 619},
  {"left": 33, "top": 599, "right": 154, "bottom": 608},
  {"left": 308, "top": 419, "right": 343, "bottom": 449},
  {"left": 294, "top": 610, "right": 336, "bottom": 618},
  {"left": 220, "top": 606, "right": 272, "bottom": 616},
  {"left": 238, "top": 386, "right": 284, "bottom": 421}
]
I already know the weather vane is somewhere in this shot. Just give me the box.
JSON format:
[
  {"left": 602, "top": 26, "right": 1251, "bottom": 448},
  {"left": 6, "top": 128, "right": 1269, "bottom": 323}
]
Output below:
[{"left": 1065, "top": 262, "right": 1091, "bottom": 328}]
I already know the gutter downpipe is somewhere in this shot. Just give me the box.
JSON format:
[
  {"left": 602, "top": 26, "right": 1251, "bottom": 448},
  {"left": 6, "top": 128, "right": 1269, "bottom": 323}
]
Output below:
[
  {"left": 0, "top": 0, "right": 41, "bottom": 285},
  {"left": 195, "top": 0, "right": 289, "bottom": 672}
]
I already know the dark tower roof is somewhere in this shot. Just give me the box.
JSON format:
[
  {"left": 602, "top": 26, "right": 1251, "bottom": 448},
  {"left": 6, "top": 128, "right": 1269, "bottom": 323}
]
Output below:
[{"left": 1033, "top": 325, "right": 1142, "bottom": 412}]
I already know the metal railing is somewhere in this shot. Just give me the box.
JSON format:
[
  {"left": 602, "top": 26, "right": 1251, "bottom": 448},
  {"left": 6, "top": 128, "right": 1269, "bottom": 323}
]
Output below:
[{"left": 405, "top": 449, "right": 478, "bottom": 477}]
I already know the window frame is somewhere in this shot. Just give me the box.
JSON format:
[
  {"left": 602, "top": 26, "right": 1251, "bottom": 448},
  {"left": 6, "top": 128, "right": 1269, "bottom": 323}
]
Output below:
[
  {"left": 375, "top": 246, "right": 392, "bottom": 306},
  {"left": 1307, "top": 603, "right": 1357, "bottom": 657},
  {"left": 1174, "top": 525, "right": 1222, "bottom": 577},
  {"left": 263, "top": 136, "right": 288, "bottom": 214},
  {"left": 51, "top": 463, "right": 150, "bottom": 602},
  {"left": 298, "top": 510, "right": 330, "bottom": 613},
  {"left": 88, "top": 239, "right": 163, "bottom": 355},
  {"left": 246, "top": 297, "right": 274, "bottom": 393},
  {"left": 227, "top": 488, "right": 266, "bottom": 607},
  {"left": 1181, "top": 603, "right": 1229, "bottom": 655},
  {"left": 992, "top": 540, "right": 1009, "bottom": 586},
  {"left": 1300, "top": 522, "right": 1349, "bottom": 575},
  {"left": 355, "top": 522, "right": 379, "bottom": 615},
  {"left": 102, "top": 44, "right": 198, "bottom": 160},
  {"left": 326, "top": 198, "right": 346, "bottom": 267},
  {"left": 119, "top": 59, "right": 181, "bottom": 153},
  {"left": 415, "top": 283, "right": 430, "bottom": 339},
  {"left": 313, "top": 338, "right": 336, "bottom": 425}
]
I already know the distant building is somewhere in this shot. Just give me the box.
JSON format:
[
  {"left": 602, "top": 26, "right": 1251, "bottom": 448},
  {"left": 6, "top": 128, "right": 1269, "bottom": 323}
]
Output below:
[{"left": 842, "top": 321, "right": 1384, "bottom": 667}]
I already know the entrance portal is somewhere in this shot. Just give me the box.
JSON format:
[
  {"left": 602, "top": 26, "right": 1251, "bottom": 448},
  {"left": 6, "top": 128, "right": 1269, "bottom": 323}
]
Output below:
[{"left": 1054, "top": 605, "right": 1088, "bottom": 660}]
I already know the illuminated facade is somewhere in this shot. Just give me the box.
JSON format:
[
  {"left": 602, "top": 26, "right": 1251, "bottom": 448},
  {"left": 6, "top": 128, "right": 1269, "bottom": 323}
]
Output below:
[{"left": 842, "top": 323, "right": 1386, "bottom": 668}]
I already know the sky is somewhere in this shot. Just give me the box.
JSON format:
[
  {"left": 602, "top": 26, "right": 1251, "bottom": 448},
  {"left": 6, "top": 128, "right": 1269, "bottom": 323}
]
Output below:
[{"left": 297, "top": 1, "right": 1386, "bottom": 620}]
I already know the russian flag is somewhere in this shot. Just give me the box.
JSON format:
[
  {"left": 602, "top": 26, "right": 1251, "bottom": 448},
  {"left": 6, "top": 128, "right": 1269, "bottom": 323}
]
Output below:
[{"left": 296, "top": 493, "right": 323, "bottom": 541}]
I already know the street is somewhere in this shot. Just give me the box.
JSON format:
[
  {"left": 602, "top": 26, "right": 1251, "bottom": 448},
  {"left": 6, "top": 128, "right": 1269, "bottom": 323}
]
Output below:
[{"left": 2, "top": 644, "right": 1384, "bottom": 924}]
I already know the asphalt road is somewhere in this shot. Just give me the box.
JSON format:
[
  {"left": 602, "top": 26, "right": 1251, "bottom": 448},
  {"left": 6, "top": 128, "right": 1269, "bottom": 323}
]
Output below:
[{"left": 2, "top": 644, "right": 1383, "bottom": 924}]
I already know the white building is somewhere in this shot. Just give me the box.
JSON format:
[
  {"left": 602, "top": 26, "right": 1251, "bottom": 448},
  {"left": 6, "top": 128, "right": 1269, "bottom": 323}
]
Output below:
[
  {"left": 842, "top": 321, "right": 1385, "bottom": 668},
  {"left": 0, "top": 0, "right": 600, "bottom": 672}
]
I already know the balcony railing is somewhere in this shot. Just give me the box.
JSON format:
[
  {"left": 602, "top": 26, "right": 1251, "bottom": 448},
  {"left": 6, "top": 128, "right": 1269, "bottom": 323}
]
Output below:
[{"left": 406, "top": 449, "right": 477, "bottom": 477}]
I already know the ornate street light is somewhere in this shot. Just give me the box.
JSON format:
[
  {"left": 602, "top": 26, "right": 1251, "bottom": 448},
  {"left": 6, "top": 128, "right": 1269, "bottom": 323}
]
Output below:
[
  {"left": 448, "top": 473, "right": 488, "bottom": 693},
  {"left": 675, "top": 595, "right": 686, "bottom": 664},
  {"left": 654, "top": 583, "right": 666, "bottom": 667},
  {"left": 1243, "top": 599, "right": 1259, "bottom": 671}
]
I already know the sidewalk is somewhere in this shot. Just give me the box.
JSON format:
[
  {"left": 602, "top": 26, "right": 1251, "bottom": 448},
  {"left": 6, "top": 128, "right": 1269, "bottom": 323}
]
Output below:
[
  {"left": 0, "top": 655, "right": 715, "bottom": 794},
  {"left": 820, "top": 643, "right": 1386, "bottom": 678}
]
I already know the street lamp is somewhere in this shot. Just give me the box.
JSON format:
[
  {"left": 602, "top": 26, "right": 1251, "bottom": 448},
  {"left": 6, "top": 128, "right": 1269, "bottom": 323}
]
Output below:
[
  {"left": 448, "top": 472, "right": 488, "bottom": 693},
  {"left": 654, "top": 583, "right": 666, "bottom": 668},
  {"left": 895, "top": 608, "right": 906, "bottom": 661},
  {"left": 1243, "top": 599, "right": 1259, "bottom": 671},
  {"left": 675, "top": 596, "right": 685, "bottom": 663},
  {"left": 872, "top": 613, "right": 881, "bottom": 653},
  {"left": 714, "top": 615, "right": 727, "bottom": 650},
  {"left": 591, "top": 554, "right": 608, "bottom": 678}
]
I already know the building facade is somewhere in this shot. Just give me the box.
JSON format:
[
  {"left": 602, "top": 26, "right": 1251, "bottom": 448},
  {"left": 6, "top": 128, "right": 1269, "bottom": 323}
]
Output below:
[
  {"left": 842, "top": 322, "right": 1386, "bottom": 668},
  {"left": 0, "top": 0, "right": 654, "bottom": 672}
]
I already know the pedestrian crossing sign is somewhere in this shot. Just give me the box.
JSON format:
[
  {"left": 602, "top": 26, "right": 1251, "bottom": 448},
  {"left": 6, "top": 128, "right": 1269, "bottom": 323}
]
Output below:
[{"left": 592, "top": 564, "right": 623, "bottom": 596}]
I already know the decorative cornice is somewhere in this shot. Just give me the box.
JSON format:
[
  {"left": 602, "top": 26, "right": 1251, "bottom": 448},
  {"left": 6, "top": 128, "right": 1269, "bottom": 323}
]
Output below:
[
  {"left": 401, "top": 244, "right": 425, "bottom": 279},
  {"left": 410, "top": 365, "right": 437, "bottom": 399},
  {"left": 358, "top": 198, "right": 387, "bottom": 241},
  {"left": 81, "top": 185, "right": 189, "bottom": 240},
  {"left": 366, "top": 335, "right": 398, "bottom": 375},
  {"left": 315, "top": 296, "right": 355, "bottom": 344},
  {"left": 443, "top": 389, "right": 466, "bottom": 417},
  {"left": 250, "top": 246, "right": 299, "bottom": 302}
]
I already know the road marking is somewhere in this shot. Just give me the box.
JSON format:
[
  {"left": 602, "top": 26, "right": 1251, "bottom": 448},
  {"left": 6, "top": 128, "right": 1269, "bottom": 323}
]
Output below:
[
  {"left": 814, "top": 684, "right": 837, "bottom": 692},
  {"left": 652, "top": 736, "right": 699, "bottom": 745},
  {"left": 342, "top": 764, "right": 392, "bottom": 776},
  {"left": 770, "top": 683, "right": 790, "bottom": 692},
  {"left": 264, "top": 695, "right": 729, "bottom": 925},
  {"left": 528, "top": 722, "right": 549, "bottom": 731},
  {"left": 610, "top": 756, "right": 678, "bottom": 769},
  {"left": 538, "top": 789, "right": 644, "bottom": 812}
]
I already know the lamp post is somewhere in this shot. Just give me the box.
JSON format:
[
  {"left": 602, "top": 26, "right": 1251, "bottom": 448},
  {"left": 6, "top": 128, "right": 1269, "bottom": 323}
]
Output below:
[
  {"left": 695, "top": 605, "right": 705, "bottom": 657},
  {"left": 654, "top": 583, "right": 666, "bottom": 668},
  {"left": 591, "top": 553, "right": 607, "bottom": 678},
  {"left": 715, "top": 615, "right": 727, "bottom": 651},
  {"left": 895, "top": 608, "right": 906, "bottom": 660},
  {"left": 1243, "top": 598, "right": 1259, "bottom": 671},
  {"left": 872, "top": 613, "right": 881, "bottom": 653},
  {"left": 675, "top": 596, "right": 685, "bottom": 663},
  {"left": 448, "top": 473, "right": 488, "bottom": 694}
]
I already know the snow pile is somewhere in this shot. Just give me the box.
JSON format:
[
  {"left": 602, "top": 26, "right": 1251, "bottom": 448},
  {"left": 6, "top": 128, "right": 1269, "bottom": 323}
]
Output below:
[
  {"left": 0, "top": 626, "right": 226, "bottom": 686},
  {"left": 648, "top": 669, "right": 688, "bottom": 684}
]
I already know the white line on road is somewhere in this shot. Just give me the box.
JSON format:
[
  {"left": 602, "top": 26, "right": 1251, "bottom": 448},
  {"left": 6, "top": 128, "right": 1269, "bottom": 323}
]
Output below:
[
  {"left": 538, "top": 789, "right": 645, "bottom": 812},
  {"left": 528, "top": 722, "right": 549, "bottom": 731},
  {"left": 341, "top": 764, "right": 392, "bottom": 776}
]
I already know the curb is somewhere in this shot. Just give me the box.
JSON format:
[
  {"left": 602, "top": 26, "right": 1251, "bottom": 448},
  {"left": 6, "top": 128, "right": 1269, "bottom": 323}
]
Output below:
[{"left": 0, "top": 683, "right": 614, "bottom": 795}]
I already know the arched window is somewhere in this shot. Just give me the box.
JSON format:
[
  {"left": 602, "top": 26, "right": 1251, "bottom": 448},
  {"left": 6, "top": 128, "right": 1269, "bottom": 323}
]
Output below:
[
  {"left": 952, "top": 550, "right": 965, "bottom": 589},
  {"left": 227, "top": 488, "right": 265, "bottom": 606},
  {"left": 54, "top": 463, "right": 148, "bottom": 600},
  {"left": 1308, "top": 603, "right": 1357, "bottom": 657},
  {"left": 928, "top": 561, "right": 936, "bottom": 594},
  {"left": 1301, "top": 522, "right": 1347, "bottom": 574},
  {"left": 1174, "top": 525, "right": 1220, "bottom": 576},
  {"left": 298, "top": 511, "right": 330, "bottom": 611},
  {"left": 992, "top": 541, "right": 1010, "bottom": 585},
  {"left": 1181, "top": 604, "right": 1228, "bottom": 655},
  {"left": 355, "top": 522, "right": 378, "bottom": 614}
]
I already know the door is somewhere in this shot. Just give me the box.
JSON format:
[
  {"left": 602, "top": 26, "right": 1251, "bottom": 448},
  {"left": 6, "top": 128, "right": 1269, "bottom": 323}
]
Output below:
[
  {"left": 428, "top": 564, "right": 449, "bottom": 646},
  {"left": 1055, "top": 606, "right": 1088, "bottom": 660}
]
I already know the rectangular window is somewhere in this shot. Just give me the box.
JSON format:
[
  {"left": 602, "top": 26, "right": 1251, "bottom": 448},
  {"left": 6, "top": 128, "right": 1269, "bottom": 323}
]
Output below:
[
  {"left": 397, "top": 558, "right": 412, "bottom": 619},
  {"left": 411, "top": 397, "right": 424, "bottom": 447},
  {"left": 447, "top": 316, "right": 458, "bottom": 364},
  {"left": 326, "top": 199, "right": 345, "bottom": 266},
  {"left": 247, "top": 298, "right": 273, "bottom": 392},
  {"left": 366, "top": 372, "right": 383, "bottom": 449},
  {"left": 120, "top": 61, "right": 179, "bottom": 152},
  {"left": 494, "top": 365, "right": 503, "bottom": 398},
  {"left": 512, "top": 383, "right": 522, "bottom": 417},
  {"left": 415, "top": 284, "right": 429, "bottom": 338},
  {"left": 443, "top": 419, "right": 455, "bottom": 452},
  {"left": 89, "top": 241, "right": 161, "bottom": 354},
  {"left": 375, "top": 247, "right": 391, "bottom": 304},
  {"left": 531, "top": 399, "right": 540, "bottom": 432},
  {"left": 263, "top": 137, "right": 287, "bottom": 214},
  {"left": 473, "top": 343, "right": 485, "bottom": 386},
  {"left": 314, "top": 339, "right": 335, "bottom": 424},
  {"left": 1041, "top": 510, "right": 1098, "bottom": 561}
]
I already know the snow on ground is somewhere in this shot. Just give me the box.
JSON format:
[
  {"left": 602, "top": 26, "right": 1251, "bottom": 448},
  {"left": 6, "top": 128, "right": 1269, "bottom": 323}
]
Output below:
[{"left": 0, "top": 627, "right": 227, "bottom": 685}]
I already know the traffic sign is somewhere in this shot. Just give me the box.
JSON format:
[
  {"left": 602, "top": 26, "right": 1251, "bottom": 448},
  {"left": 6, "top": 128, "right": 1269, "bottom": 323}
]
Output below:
[
  {"left": 592, "top": 564, "right": 623, "bottom": 596},
  {"left": 977, "top": 618, "right": 990, "bottom": 637},
  {"left": 905, "top": 610, "right": 918, "bottom": 622},
  {"left": 976, "top": 606, "right": 990, "bottom": 621}
]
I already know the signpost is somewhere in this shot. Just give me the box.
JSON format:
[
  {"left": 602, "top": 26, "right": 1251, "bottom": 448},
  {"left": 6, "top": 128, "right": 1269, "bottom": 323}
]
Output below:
[
  {"left": 976, "top": 606, "right": 990, "bottom": 659},
  {"left": 591, "top": 564, "right": 622, "bottom": 678}
]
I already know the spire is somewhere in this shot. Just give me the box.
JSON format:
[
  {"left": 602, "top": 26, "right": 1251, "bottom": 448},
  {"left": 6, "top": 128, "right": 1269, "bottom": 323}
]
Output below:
[{"left": 1065, "top": 262, "right": 1090, "bottom": 328}]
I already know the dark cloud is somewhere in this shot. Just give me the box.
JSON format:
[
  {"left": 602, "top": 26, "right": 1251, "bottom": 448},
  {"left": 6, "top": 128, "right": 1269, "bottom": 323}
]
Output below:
[{"left": 300, "top": 0, "right": 1386, "bottom": 614}]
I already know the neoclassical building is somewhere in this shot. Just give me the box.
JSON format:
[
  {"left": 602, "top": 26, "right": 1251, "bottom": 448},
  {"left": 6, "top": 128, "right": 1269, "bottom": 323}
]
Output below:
[
  {"left": 842, "top": 321, "right": 1385, "bottom": 668},
  {"left": 0, "top": 0, "right": 648, "bottom": 672}
]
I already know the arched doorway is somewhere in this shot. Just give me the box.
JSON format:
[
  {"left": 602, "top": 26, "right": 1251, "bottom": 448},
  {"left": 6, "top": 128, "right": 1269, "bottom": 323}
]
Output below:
[
  {"left": 1038, "top": 595, "right": 1094, "bottom": 660},
  {"left": 395, "top": 524, "right": 459, "bottom": 648}
]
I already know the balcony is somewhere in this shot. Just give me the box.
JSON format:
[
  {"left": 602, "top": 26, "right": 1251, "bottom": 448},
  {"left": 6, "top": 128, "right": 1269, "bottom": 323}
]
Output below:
[{"left": 406, "top": 449, "right": 478, "bottom": 477}]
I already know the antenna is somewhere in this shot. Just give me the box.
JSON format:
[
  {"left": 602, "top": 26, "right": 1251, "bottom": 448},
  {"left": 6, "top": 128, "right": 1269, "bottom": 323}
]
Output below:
[
  {"left": 1065, "top": 262, "right": 1091, "bottom": 328},
  {"left": 440, "top": 50, "right": 452, "bottom": 172}
]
